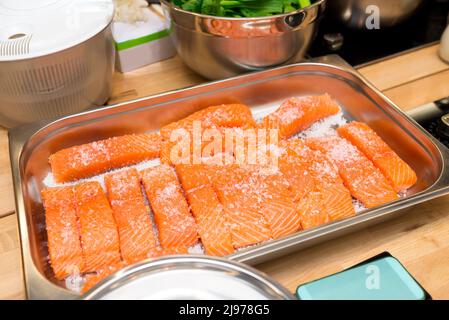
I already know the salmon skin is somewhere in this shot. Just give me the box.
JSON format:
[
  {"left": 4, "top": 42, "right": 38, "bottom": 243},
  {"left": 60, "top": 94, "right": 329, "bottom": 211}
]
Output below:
[
  {"left": 306, "top": 136, "right": 399, "bottom": 209},
  {"left": 104, "top": 168, "right": 158, "bottom": 264},
  {"left": 49, "top": 133, "right": 162, "bottom": 183},
  {"left": 176, "top": 164, "right": 235, "bottom": 256},
  {"left": 141, "top": 165, "right": 198, "bottom": 249},
  {"left": 160, "top": 104, "right": 256, "bottom": 140},
  {"left": 261, "top": 94, "right": 340, "bottom": 139},
  {"left": 281, "top": 139, "right": 355, "bottom": 228},
  {"left": 41, "top": 187, "right": 84, "bottom": 279},
  {"left": 337, "top": 122, "right": 417, "bottom": 192},
  {"left": 75, "top": 182, "right": 121, "bottom": 272}
]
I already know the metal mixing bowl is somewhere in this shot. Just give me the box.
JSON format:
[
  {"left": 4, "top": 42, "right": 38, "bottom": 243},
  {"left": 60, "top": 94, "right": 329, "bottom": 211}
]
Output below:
[
  {"left": 327, "top": 0, "right": 424, "bottom": 29},
  {"left": 160, "top": 0, "right": 326, "bottom": 80}
]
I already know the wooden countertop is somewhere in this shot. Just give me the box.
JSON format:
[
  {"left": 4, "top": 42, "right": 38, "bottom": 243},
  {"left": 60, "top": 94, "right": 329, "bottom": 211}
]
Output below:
[{"left": 2, "top": 44, "right": 449, "bottom": 300}]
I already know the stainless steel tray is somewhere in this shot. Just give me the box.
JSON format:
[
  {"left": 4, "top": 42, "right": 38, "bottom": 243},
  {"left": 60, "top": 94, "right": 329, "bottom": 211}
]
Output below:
[{"left": 9, "top": 55, "right": 449, "bottom": 299}]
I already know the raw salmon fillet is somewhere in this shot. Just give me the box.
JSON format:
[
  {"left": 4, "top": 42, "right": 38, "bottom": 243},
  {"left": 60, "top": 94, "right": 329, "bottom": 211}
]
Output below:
[
  {"left": 160, "top": 104, "right": 256, "bottom": 140},
  {"left": 50, "top": 133, "right": 162, "bottom": 182},
  {"left": 297, "top": 190, "right": 330, "bottom": 230},
  {"left": 279, "top": 141, "right": 329, "bottom": 229},
  {"left": 306, "top": 136, "right": 398, "bottom": 209},
  {"left": 278, "top": 142, "right": 315, "bottom": 203},
  {"left": 176, "top": 164, "right": 235, "bottom": 256},
  {"left": 261, "top": 94, "right": 340, "bottom": 139},
  {"left": 279, "top": 140, "right": 346, "bottom": 229},
  {"left": 337, "top": 122, "right": 417, "bottom": 192},
  {"left": 213, "top": 166, "right": 271, "bottom": 248},
  {"left": 284, "top": 139, "right": 355, "bottom": 223},
  {"left": 214, "top": 165, "right": 300, "bottom": 247},
  {"left": 141, "top": 165, "right": 198, "bottom": 249},
  {"left": 104, "top": 168, "right": 158, "bottom": 264},
  {"left": 257, "top": 169, "right": 302, "bottom": 239},
  {"left": 41, "top": 187, "right": 84, "bottom": 279},
  {"left": 75, "top": 182, "right": 121, "bottom": 272}
]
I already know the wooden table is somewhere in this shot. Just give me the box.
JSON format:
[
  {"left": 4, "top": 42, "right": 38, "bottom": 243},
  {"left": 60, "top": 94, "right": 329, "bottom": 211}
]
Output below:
[{"left": 1, "top": 44, "right": 449, "bottom": 300}]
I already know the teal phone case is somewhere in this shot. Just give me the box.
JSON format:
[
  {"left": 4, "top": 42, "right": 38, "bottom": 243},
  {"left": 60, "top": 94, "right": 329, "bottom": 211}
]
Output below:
[{"left": 296, "top": 253, "right": 429, "bottom": 300}]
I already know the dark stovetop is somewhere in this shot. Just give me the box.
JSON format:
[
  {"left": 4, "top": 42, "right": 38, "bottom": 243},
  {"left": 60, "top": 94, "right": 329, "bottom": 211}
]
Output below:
[{"left": 308, "top": 0, "right": 449, "bottom": 66}]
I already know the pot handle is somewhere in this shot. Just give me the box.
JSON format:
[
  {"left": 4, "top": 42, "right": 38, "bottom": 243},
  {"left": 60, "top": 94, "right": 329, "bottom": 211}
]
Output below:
[
  {"left": 284, "top": 11, "right": 307, "bottom": 29},
  {"left": 280, "top": 0, "right": 326, "bottom": 31}
]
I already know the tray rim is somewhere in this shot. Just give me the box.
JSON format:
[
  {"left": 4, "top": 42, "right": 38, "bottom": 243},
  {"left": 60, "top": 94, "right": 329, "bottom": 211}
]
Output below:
[{"left": 9, "top": 55, "right": 449, "bottom": 299}]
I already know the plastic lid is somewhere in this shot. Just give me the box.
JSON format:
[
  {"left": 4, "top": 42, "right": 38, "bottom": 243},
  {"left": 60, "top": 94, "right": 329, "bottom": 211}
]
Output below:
[
  {"left": 83, "top": 256, "right": 294, "bottom": 300},
  {"left": 0, "top": 0, "right": 114, "bottom": 60}
]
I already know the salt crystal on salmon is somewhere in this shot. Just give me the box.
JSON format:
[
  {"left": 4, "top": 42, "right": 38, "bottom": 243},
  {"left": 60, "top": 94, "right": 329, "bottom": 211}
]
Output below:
[
  {"left": 104, "top": 168, "right": 158, "bottom": 264},
  {"left": 297, "top": 190, "right": 330, "bottom": 230},
  {"left": 75, "top": 181, "right": 121, "bottom": 272},
  {"left": 213, "top": 166, "right": 271, "bottom": 248},
  {"left": 337, "top": 122, "right": 417, "bottom": 192},
  {"left": 141, "top": 165, "right": 198, "bottom": 249},
  {"left": 41, "top": 187, "right": 84, "bottom": 279},
  {"left": 50, "top": 133, "right": 162, "bottom": 183},
  {"left": 306, "top": 136, "right": 398, "bottom": 209},
  {"left": 261, "top": 94, "right": 340, "bottom": 139},
  {"left": 250, "top": 167, "right": 302, "bottom": 239},
  {"left": 284, "top": 139, "right": 355, "bottom": 223},
  {"left": 176, "top": 164, "right": 235, "bottom": 256},
  {"left": 278, "top": 141, "right": 315, "bottom": 203},
  {"left": 278, "top": 141, "right": 330, "bottom": 229},
  {"left": 213, "top": 165, "right": 300, "bottom": 247}
]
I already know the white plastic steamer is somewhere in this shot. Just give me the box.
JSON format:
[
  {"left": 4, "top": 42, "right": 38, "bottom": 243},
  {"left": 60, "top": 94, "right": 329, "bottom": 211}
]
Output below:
[{"left": 0, "top": 0, "right": 115, "bottom": 127}]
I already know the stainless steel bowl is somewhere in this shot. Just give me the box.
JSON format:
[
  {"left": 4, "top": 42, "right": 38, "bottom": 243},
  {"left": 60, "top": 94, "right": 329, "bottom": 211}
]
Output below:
[
  {"left": 160, "top": 0, "right": 326, "bottom": 80},
  {"left": 327, "top": 0, "right": 424, "bottom": 29},
  {"left": 83, "top": 256, "right": 294, "bottom": 300}
]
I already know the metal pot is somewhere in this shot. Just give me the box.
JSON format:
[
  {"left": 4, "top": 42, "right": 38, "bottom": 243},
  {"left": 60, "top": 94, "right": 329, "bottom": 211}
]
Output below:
[
  {"left": 0, "top": 0, "right": 115, "bottom": 128},
  {"left": 160, "top": 0, "right": 326, "bottom": 80},
  {"left": 327, "top": 0, "right": 424, "bottom": 29}
]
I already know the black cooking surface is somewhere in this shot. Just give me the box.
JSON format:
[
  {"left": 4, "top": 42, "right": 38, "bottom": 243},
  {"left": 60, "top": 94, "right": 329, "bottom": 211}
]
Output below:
[
  {"left": 412, "top": 98, "right": 449, "bottom": 149},
  {"left": 421, "top": 118, "right": 449, "bottom": 148},
  {"left": 309, "top": 0, "right": 449, "bottom": 66}
]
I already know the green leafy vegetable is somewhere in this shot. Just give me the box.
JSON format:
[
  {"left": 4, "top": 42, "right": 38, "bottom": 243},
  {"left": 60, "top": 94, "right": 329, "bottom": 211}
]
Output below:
[
  {"left": 171, "top": 0, "right": 312, "bottom": 17},
  {"left": 181, "top": 0, "right": 203, "bottom": 12}
]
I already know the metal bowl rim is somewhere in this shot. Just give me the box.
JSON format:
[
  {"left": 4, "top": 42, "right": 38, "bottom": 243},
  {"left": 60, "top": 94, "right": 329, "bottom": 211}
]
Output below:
[
  {"left": 160, "top": 0, "right": 326, "bottom": 22},
  {"left": 82, "top": 255, "right": 295, "bottom": 300}
]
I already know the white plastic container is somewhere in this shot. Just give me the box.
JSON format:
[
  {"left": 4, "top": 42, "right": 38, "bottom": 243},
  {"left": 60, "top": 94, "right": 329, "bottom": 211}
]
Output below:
[
  {"left": 113, "top": 4, "right": 175, "bottom": 73},
  {"left": 0, "top": 0, "right": 115, "bottom": 128}
]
